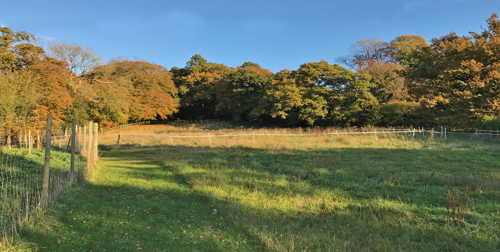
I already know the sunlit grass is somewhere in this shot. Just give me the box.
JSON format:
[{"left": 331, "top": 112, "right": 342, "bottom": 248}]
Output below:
[{"left": 17, "top": 124, "right": 500, "bottom": 251}]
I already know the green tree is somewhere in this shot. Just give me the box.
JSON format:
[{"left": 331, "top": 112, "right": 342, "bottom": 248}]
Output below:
[
  {"left": 185, "top": 54, "right": 207, "bottom": 72},
  {"left": 390, "top": 35, "right": 428, "bottom": 67},
  {"left": 241, "top": 62, "right": 261, "bottom": 68},
  {"left": 262, "top": 69, "right": 303, "bottom": 120},
  {"left": 0, "top": 27, "right": 44, "bottom": 71},
  {"left": 223, "top": 67, "right": 273, "bottom": 121},
  {"left": 294, "top": 60, "right": 378, "bottom": 126},
  {"left": 179, "top": 62, "right": 232, "bottom": 119},
  {"left": 405, "top": 13, "right": 500, "bottom": 127}
]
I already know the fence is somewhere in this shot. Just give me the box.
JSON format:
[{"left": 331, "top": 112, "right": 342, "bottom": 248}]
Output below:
[
  {"left": 111, "top": 123, "right": 500, "bottom": 147},
  {"left": 0, "top": 115, "right": 99, "bottom": 246},
  {"left": 114, "top": 127, "right": 428, "bottom": 147},
  {"left": 99, "top": 121, "right": 150, "bottom": 135}
]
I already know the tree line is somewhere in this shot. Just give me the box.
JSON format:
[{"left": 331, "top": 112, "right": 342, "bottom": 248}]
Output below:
[
  {"left": 173, "top": 14, "right": 500, "bottom": 129},
  {"left": 1, "top": 13, "right": 500, "bottom": 143}
]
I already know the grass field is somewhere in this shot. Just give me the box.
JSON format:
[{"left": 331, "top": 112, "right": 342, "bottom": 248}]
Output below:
[
  {"left": 16, "top": 124, "right": 500, "bottom": 251},
  {"left": 1, "top": 147, "right": 86, "bottom": 250}
]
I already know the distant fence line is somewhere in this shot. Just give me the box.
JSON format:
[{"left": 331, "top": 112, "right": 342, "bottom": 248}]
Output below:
[
  {"left": 113, "top": 124, "right": 500, "bottom": 147},
  {"left": 0, "top": 115, "right": 99, "bottom": 244},
  {"left": 117, "top": 128, "right": 426, "bottom": 147},
  {"left": 99, "top": 121, "right": 150, "bottom": 135}
]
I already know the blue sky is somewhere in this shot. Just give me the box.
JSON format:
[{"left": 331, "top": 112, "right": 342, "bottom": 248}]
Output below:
[{"left": 1, "top": 0, "right": 499, "bottom": 72}]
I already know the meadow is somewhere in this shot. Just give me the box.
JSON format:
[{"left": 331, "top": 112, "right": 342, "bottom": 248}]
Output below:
[{"left": 15, "top": 123, "right": 500, "bottom": 251}]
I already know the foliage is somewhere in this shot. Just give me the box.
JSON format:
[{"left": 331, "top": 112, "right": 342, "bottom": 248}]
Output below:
[
  {"left": 294, "top": 61, "right": 378, "bottom": 126},
  {"left": 84, "top": 59, "right": 179, "bottom": 123},
  {"left": 405, "top": 14, "right": 500, "bottom": 127},
  {"left": 0, "top": 70, "right": 40, "bottom": 137},
  {"left": 389, "top": 35, "right": 428, "bottom": 67},
  {"left": 0, "top": 27, "right": 44, "bottom": 71},
  {"left": 377, "top": 101, "right": 425, "bottom": 127},
  {"left": 361, "top": 62, "right": 407, "bottom": 103},
  {"left": 174, "top": 55, "right": 232, "bottom": 120},
  {"left": 479, "top": 115, "right": 500, "bottom": 130},
  {"left": 223, "top": 66, "right": 274, "bottom": 121}
]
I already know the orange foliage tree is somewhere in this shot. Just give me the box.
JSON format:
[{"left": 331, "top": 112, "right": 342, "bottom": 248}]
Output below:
[{"left": 84, "top": 59, "right": 179, "bottom": 124}]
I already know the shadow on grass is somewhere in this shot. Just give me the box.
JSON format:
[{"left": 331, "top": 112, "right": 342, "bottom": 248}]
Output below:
[{"left": 17, "top": 143, "right": 500, "bottom": 251}]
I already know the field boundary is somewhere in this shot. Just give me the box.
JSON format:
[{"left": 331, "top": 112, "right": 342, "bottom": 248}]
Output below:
[
  {"left": 112, "top": 126, "right": 500, "bottom": 147},
  {"left": 99, "top": 121, "right": 150, "bottom": 135}
]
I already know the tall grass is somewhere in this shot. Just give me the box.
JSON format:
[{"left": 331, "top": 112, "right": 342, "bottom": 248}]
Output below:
[{"left": 0, "top": 147, "right": 86, "bottom": 249}]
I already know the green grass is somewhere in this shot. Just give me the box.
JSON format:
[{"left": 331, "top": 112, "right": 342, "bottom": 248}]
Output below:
[
  {"left": 15, "top": 129, "right": 500, "bottom": 251},
  {"left": 1, "top": 147, "right": 86, "bottom": 250}
]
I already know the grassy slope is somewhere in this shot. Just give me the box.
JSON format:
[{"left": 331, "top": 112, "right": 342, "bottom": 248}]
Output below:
[{"left": 17, "top": 126, "right": 500, "bottom": 251}]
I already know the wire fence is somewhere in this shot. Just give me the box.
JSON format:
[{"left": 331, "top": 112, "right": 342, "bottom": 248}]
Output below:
[
  {"left": 0, "top": 116, "right": 99, "bottom": 247},
  {"left": 99, "top": 121, "right": 150, "bottom": 135},
  {"left": 110, "top": 122, "right": 500, "bottom": 148},
  {"left": 113, "top": 127, "right": 428, "bottom": 147}
]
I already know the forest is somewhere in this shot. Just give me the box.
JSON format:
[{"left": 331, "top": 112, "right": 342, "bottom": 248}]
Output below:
[{"left": 1, "top": 13, "right": 500, "bottom": 139}]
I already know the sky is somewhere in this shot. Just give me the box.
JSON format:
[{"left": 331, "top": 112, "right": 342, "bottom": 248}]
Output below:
[{"left": 1, "top": 0, "right": 499, "bottom": 72}]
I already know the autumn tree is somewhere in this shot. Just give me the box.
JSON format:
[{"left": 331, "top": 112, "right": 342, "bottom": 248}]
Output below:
[
  {"left": 405, "top": 13, "right": 500, "bottom": 126},
  {"left": 336, "top": 38, "right": 393, "bottom": 71},
  {"left": 0, "top": 27, "right": 45, "bottom": 71},
  {"left": 171, "top": 55, "right": 234, "bottom": 120},
  {"left": 48, "top": 41, "right": 102, "bottom": 75},
  {"left": 84, "top": 59, "right": 178, "bottom": 125},
  {"left": 31, "top": 58, "right": 79, "bottom": 127}
]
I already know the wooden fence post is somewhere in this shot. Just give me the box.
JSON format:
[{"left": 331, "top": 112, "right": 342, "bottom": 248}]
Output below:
[
  {"left": 28, "top": 130, "right": 31, "bottom": 155},
  {"left": 64, "top": 127, "right": 68, "bottom": 149},
  {"left": 87, "top": 121, "right": 93, "bottom": 159},
  {"left": 59, "top": 128, "right": 62, "bottom": 148},
  {"left": 70, "top": 119, "right": 76, "bottom": 179},
  {"left": 83, "top": 125, "right": 87, "bottom": 156},
  {"left": 0, "top": 131, "right": 2, "bottom": 169},
  {"left": 42, "top": 114, "right": 53, "bottom": 206},
  {"left": 37, "top": 130, "right": 40, "bottom": 149},
  {"left": 117, "top": 135, "right": 121, "bottom": 148},
  {"left": 76, "top": 126, "right": 81, "bottom": 153},
  {"left": 93, "top": 122, "right": 98, "bottom": 164}
]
